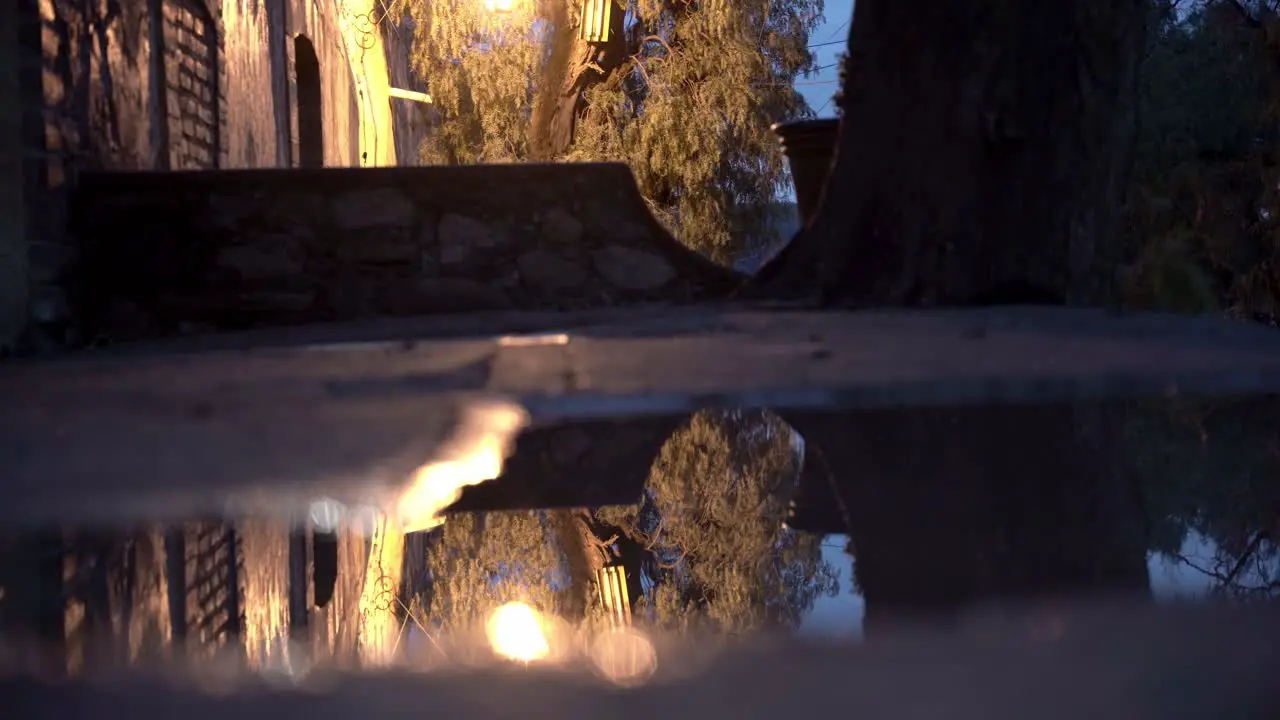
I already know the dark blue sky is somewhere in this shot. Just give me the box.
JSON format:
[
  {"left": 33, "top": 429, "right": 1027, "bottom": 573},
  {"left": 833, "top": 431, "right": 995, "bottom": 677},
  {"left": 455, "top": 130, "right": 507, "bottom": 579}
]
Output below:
[{"left": 798, "top": 0, "right": 854, "bottom": 118}]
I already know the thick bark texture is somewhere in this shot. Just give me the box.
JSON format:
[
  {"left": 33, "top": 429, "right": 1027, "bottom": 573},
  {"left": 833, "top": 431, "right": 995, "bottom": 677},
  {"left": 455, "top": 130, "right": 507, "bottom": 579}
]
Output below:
[
  {"left": 757, "top": 0, "right": 1152, "bottom": 635},
  {"left": 551, "top": 509, "right": 642, "bottom": 620},
  {"left": 529, "top": 1, "right": 628, "bottom": 161},
  {"left": 752, "top": 0, "right": 1146, "bottom": 307},
  {"left": 552, "top": 509, "right": 608, "bottom": 619}
]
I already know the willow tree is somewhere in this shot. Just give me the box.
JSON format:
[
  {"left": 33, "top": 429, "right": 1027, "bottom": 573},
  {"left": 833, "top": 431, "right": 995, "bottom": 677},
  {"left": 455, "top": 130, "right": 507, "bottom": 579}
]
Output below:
[
  {"left": 596, "top": 410, "right": 838, "bottom": 634},
  {"left": 406, "top": 0, "right": 823, "bottom": 261},
  {"left": 418, "top": 511, "right": 565, "bottom": 634}
]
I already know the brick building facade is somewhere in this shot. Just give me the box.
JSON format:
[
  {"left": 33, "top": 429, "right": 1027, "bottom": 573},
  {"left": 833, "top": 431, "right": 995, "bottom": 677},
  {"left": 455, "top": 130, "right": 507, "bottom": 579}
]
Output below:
[
  {"left": 0, "top": 0, "right": 418, "bottom": 674},
  {"left": 0, "top": 0, "right": 399, "bottom": 354}
]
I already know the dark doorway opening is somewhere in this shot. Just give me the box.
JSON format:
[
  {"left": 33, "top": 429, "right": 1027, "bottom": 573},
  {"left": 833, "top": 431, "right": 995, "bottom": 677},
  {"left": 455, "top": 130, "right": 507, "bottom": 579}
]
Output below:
[
  {"left": 313, "top": 531, "right": 338, "bottom": 608},
  {"left": 294, "top": 35, "right": 323, "bottom": 168}
]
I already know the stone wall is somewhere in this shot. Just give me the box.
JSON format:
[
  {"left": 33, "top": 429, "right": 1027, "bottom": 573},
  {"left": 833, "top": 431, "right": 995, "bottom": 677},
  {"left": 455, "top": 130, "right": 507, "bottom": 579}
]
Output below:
[{"left": 71, "top": 163, "right": 743, "bottom": 342}]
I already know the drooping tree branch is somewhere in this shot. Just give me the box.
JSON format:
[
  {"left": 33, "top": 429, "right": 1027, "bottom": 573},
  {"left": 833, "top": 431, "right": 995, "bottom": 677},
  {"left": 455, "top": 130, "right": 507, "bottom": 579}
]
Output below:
[{"left": 1221, "top": 531, "right": 1270, "bottom": 587}]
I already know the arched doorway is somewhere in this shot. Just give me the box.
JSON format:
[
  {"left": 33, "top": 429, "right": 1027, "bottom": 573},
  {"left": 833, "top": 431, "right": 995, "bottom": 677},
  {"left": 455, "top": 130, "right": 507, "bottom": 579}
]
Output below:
[
  {"left": 294, "top": 35, "right": 323, "bottom": 168},
  {"left": 313, "top": 529, "right": 337, "bottom": 609}
]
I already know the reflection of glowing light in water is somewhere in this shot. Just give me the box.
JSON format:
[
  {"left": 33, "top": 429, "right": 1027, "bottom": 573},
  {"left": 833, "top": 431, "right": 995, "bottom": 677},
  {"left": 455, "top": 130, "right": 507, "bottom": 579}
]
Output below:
[
  {"left": 486, "top": 602, "right": 550, "bottom": 663},
  {"left": 309, "top": 498, "right": 344, "bottom": 533},
  {"left": 397, "top": 400, "right": 527, "bottom": 533},
  {"left": 259, "top": 638, "right": 313, "bottom": 687},
  {"left": 347, "top": 504, "right": 381, "bottom": 538},
  {"left": 308, "top": 499, "right": 381, "bottom": 538},
  {"left": 590, "top": 628, "right": 658, "bottom": 687}
]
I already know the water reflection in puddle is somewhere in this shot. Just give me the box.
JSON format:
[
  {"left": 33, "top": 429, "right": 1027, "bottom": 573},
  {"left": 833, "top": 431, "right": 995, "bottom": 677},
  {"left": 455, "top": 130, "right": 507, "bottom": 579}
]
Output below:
[{"left": 0, "top": 398, "right": 1276, "bottom": 692}]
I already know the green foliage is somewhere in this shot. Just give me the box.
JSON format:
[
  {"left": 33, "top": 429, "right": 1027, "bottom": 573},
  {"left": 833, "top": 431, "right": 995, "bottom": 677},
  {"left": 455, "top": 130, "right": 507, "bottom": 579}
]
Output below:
[
  {"left": 406, "top": 0, "right": 824, "bottom": 262},
  {"left": 405, "top": 0, "right": 545, "bottom": 164},
  {"left": 1124, "top": 2, "right": 1279, "bottom": 316}
]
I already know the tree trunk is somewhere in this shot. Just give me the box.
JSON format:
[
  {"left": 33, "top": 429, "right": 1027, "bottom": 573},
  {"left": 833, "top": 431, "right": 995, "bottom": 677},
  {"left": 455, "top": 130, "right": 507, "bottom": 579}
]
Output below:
[
  {"left": 551, "top": 509, "right": 645, "bottom": 621},
  {"left": 551, "top": 509, "right": 608, "bottom": 618},
  {"left": 752, "top": 0, "right": 1145, "bottom": 307},
  {"left": 760, "top": 0, "right": 1151, "bottom": 635},
  {"left": 529, "top": 0, "right": 628, "bottom": 160},
  {"left": 793, "top": 404, "right": 1151, "bottom": 637}
]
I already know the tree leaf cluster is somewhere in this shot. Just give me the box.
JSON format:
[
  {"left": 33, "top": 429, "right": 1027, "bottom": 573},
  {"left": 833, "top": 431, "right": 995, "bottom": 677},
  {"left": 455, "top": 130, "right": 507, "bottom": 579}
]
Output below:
[
  {"left": 1124, "top": 1, "right": 1279, "bottom": 317},
  {"left": 406, "top": 0, "right": 824, "bottom": 262}
]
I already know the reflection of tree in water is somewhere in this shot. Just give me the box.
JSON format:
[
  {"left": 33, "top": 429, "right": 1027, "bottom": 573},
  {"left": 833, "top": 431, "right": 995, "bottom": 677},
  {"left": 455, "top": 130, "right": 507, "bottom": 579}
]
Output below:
[
  {"left": 413, "top": 410, "right": 837, "bottom": 636},
  {"left": 418, "top": 512, "right": 565, "bottom": 633},
  {"left": 600, "top": 410, "right": 838, "bottom": 633},
  {"left": 1113, "top": 2, "right": 1280, "bottom": 602},
  {"left": 1131, "top": 396, "right": 1280, "bottom": 600}
]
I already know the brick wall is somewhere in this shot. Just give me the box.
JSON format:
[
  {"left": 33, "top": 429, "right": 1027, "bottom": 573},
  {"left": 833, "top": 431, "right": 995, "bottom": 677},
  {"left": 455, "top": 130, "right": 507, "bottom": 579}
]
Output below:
[{"left": 159, "top": 0, "right": 226, "bottom": 171}]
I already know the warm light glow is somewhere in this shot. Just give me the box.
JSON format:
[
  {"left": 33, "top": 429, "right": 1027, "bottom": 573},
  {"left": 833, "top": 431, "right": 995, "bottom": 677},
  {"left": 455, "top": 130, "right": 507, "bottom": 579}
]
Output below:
[
  {"left": 486, "top": 602, "right": 550, "bottom": 663},
  {"left": 589, "top": 628, "right": 658, "bottom": 687},
  {"left": 309, "top": 498, "right": 344, "bottom": 533},
  {"left": 484, "top": 0, "right": 516, "bottom": 12},
  {"left": 396, "top": 400, "right": 528, "bottom": 533},
  {"left": 258, "top": 638, "right": 313, "bottom": 687}
]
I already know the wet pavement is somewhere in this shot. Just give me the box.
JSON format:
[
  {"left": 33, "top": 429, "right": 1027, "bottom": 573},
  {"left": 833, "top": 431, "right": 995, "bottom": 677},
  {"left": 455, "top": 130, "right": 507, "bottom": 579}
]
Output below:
[{"left": 2, "top": 307, "right": 1279, "bottom": 716}]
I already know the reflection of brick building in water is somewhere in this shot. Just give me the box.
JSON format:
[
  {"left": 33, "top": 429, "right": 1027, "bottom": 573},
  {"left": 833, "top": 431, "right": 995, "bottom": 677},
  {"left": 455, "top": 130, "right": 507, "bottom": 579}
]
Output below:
[{"left": 0, "top": 0, "right": 425, "bottom": 675}]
